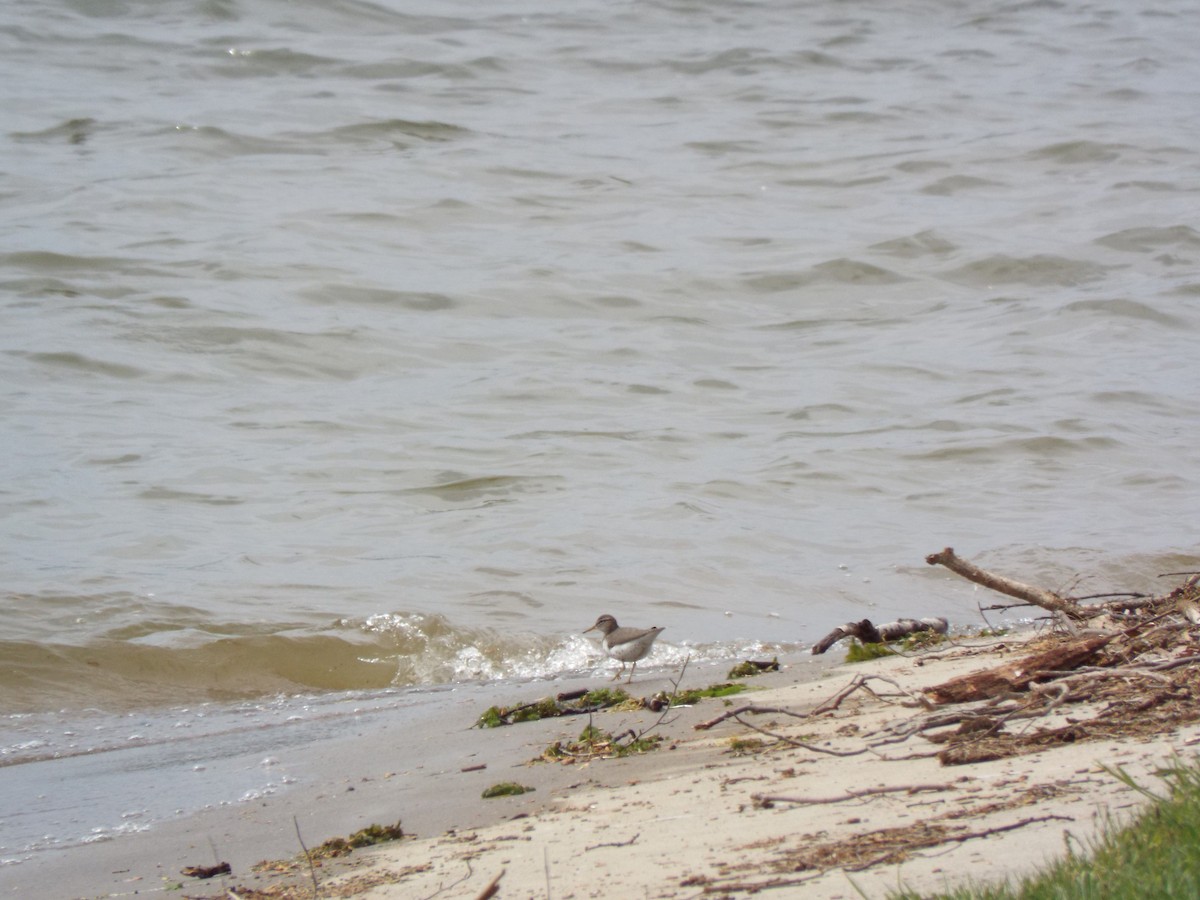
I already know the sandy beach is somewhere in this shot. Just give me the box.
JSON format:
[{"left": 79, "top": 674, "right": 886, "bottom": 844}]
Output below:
[{"left": 14, "top": 626, "right": 1198, "bottom": 900}]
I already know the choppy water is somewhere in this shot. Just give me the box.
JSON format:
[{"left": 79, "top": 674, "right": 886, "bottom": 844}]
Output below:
[{"left": 3, "top": 0, "right": 1200, "bottom": 714}]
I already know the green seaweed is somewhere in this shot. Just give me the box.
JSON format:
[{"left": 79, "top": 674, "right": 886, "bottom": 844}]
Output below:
[
  {"left": 728, "top": 658, "right": 780, "bottom": 678},
  {"left": 845, "top": 640, "right": 896, "bottom": 663},
  {"left": 477, "top": 706, "right": 505, "bottom": 728},
  {"left": 672, "top": 682, "right": 748, "bottom": 705},
  {"left": 482, "top": 782, "right": 534, "bottom": 799},
  {"left": 899, "top": 630, "right": 948, "bottom": 651},
  {"left": 309, "top": 820, "right": 406, "bottom": 859},
  {"left": 475, "top": 688, "right": 633, "bottom": 728},
  {"left": 728, "top": 737, "right": 765, "bottom": 755},
  {"left": 539, "top": 724, "right": 664, "bottom": 762},
  {"left": 583, "top": 687, "right": 631, "bottom": 707}
]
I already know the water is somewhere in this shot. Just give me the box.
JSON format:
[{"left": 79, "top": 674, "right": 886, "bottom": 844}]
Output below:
[{"left": 3, "top": 0, "right": 1200, "bottom": 716}]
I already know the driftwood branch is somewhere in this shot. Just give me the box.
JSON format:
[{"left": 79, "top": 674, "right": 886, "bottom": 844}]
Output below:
[
  {"left": 812, "top": 617, "right": 948, "bottom": 655},
  {"left": 926, "top": 547, "right": 1086, "bottom": 620},
  {"left": 929, "top": 547, "right": 1086, "bottom": 618}
]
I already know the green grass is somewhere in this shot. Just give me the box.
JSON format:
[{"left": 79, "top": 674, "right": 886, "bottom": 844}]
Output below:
[{"left": 891, "top": 757, "right": 1200, "bottom": 899}]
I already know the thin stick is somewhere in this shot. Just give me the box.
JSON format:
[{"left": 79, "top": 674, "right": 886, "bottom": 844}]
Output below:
[
  {"left": 293, "top": 815, "right": 319, "bottom": 899},
  {"left": 585, "top": 833, "right": 640, "bottom": 851},
  {"left": 474, "top": 869, "right": 505, "bottom": 900},
  {"left": 754, "top": 783, "right": 954, "bottom": 807},
  {"left": 693, "top": 704, "right": 811, "bottom": 731},
  {"left": 731, "top": 716, "right": 870, "bottom": 757},
  {"left": 419, "top": 860, "right": 473, "bottom": 900}
]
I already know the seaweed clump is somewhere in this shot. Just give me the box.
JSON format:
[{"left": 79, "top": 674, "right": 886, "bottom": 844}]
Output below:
[
  {"left": 540, "top": 722, "right": 665, "bottom": 763},
  {"left": 482, "top": 781, "right": 534, "bottom": 798},
  {"left": 476, "top": 688, "right": 635, "bottom": 728}
]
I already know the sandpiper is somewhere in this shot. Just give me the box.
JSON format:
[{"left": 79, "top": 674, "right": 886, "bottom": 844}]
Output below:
[{"left": 584, "top": 614, "right": 665, "bottom": 683}]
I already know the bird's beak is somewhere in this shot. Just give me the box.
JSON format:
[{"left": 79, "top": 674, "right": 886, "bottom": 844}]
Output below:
[{"left": 583, "top": 624, "right": 597, "bottom": 634}]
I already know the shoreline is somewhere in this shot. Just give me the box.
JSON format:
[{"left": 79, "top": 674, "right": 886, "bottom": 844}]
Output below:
[
  {"left": 0, "top": 654, "right": 835, "bottom": 899},
  {"left": 8, "top": 630, "right": 1199, "bottom": 899}
]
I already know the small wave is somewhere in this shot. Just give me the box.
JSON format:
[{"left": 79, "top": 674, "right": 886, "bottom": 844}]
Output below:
[
  {"left": 940, "top": 253, "right": 1109, "bottom": 287},
  {"left": 0, "top": 609, "right": 795, "bottom": 715},
  {"left": 20, "top": 351, "right": 146, "bottom": 380},
  {"left": 299, "top": 284, "right": 457, "bottom": 310},
  {"left": 869, "top": 230, "right": 958, "bottom": 258},
  {"left": 1060, "top": 298, "right": 1184, "bottom": 327},
  {"left": 1094, "top": 225, "right": 1200, "bottom": 253},
  {"left": 163, "top": 124, "right": 313, "bottom": 157},
  {"left": 9, "top": 117, "right": 98, "bottom": 145},
  {"left": 210, "top": 46, "right": 340, "bottom": 78},
  {"left": 1028, "top": 140, "right": 1130, "bottom": 164},
  {"left": 920, "top": 174, "right": 1003, "bottom": 196},
  {"left": 741, "top": 258, "right": 905, "bottom": 292}
]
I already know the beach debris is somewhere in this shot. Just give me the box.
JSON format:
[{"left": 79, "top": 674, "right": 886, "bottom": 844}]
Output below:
[
  {"left": 181, "top": 861, "right": 231, "bottom": 879},
  {"left": 307, "top": 821, "right": 406, "bottom": 859},
  {"left": 476, "top": 687, "right": 636, "bottom": 727},
  {"left": 703, "top": 550, "right": 1200, "bottom": 776},
  {"left": 695, "top": 783, "right": 1075, "bottom": 893},
  {"left": 477, "top": 680, "right": 747, "bottom": 728},
  {"left": 539, "top": 722, "right": 665, "bottom": 763},
  {"left": 812, "top": 617, "right": 949, "bottom": 655},
  {"left": 727, "top": 737, "right": 766, "bottom": 755},
  {"left": 728, "top": 657, "right": 780, "bottom": 678},
  {"left": 482, "top": 781, "right": 534, "bottom": 798}
]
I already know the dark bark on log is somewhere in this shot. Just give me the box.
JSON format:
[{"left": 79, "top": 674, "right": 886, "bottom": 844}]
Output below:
[
  {"left": 923, "top": 635, "right": 1112, "bottom": 705},
  {"left": 925, "top": 547, "right": 1086, "bottom": 620},
  {"left": 811, "top": 617, "right": 949, "bottom": 655}
]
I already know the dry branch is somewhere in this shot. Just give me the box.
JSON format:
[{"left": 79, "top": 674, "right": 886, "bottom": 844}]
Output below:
[{"left": 925, "top": 547, "right": 1086, "bottom": 620}]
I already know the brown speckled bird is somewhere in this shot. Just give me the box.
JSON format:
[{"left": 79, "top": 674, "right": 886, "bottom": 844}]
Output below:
[{"left": 584, "top": 614, "right": 665, "bottom": 683}]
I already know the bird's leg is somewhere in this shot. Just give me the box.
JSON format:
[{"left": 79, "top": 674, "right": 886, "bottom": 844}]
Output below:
[
  {"left": 625, "top": 661, "right": 638, "bottom": 684},
  {"left": 610, "top": 663, "right": 625, "bottom": 681}
]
